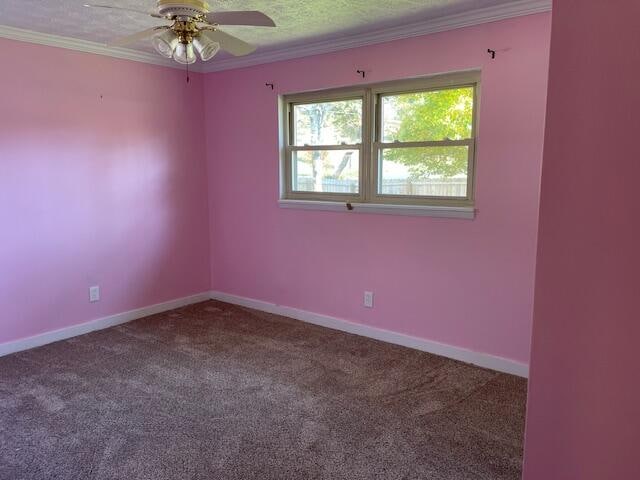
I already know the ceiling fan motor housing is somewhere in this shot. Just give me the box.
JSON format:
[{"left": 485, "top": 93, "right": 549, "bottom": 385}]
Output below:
[{"left": 156, "top": 0, "right": 210, "bottom": 18}]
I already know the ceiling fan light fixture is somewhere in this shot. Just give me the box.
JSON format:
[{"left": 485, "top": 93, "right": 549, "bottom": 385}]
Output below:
[
  {"left": 87, "top": 3, "right": 275, "bottom": 64},
  {"left": 152, "top": 29, "right": 179, "bottom": 58},
  {"left": 173, "top": 42, "right": 197, "bottom": 64},
  {"left": 193, "top": 34, "right": 220, "bottom": 61}
]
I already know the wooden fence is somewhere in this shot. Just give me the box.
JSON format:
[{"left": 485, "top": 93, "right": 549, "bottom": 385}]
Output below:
[{"left": 295, "top": 178, "right": 467, "bottom": 197}]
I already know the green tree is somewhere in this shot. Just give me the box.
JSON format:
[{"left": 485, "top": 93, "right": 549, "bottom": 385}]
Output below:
[
  {"left": 295, "top": 100, "right": 361, "bottom": 191},
  {"left": 384, "top": 87, "right": 473, "bottom": 178}
]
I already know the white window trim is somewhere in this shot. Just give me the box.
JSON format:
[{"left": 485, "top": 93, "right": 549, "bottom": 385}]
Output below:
[
  {"left": 279, "top": 70, "right": 480, "bottom": 218},
  {"left": 278, "top": 199, "right": 475, "bottom": 219}
]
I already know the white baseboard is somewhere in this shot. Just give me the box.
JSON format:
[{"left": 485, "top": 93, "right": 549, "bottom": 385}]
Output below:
[
  {"left": 209, "top": 291, "right": 529, "bottom": 378},
  {"left": 0, "top": 292, "right": 211, "bottom": 357},
  {"left": 1, "top": 290, "right": 529, "bottom": 378}
]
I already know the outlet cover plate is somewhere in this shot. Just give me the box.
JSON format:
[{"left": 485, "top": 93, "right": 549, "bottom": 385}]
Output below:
[
  {"left": 89, "top": 286, "right": 100, "bottom": 303},
  {"left": 364, "top": 291, "right": 374, "bottom": 308}
]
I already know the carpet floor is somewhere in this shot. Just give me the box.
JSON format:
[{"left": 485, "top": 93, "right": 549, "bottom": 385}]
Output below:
[{"left": 0, "top": 301, "right": 527, "bottom": 479}]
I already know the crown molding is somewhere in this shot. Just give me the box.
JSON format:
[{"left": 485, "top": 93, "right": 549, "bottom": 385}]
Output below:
[
  {"left": 201, "top": 0, "right": 551, "bottom": 73},
  {"left": 0, "top": 24, "right": 206, "bottom": 72},
  {"left": 0, "top": 0, "right": 550, "bottom": 74}
]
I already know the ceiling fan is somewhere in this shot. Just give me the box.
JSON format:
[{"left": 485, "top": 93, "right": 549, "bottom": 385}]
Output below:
[{"left": 84, "top": 1, "right": 276, "bottom": 64}]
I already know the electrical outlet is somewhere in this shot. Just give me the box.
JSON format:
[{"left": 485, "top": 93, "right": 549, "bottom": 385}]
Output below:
[
  {"left": 364, "top": 291, "right": 374, "bottom": 308},
  {"left": 89, "top": 286, "right": 100, "bottom": 303}
]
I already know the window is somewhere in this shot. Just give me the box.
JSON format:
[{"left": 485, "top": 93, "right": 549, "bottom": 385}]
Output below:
[
  {"left": 281, "top": 71, "right": 479, "bottom": 215},
  {"left": 290, "top": 97, "right": 363, "bottom": 196}
]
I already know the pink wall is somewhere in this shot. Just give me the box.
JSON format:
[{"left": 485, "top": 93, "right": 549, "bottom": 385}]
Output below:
[
  {"left": 0, "top": 39, "right": 210, "bottom": 345},
  {"left": 523, "top": 1, "right": 640, "bottom": 477},
  {"left": 203, "top": 13, "right": 551, "bottom": 364}
]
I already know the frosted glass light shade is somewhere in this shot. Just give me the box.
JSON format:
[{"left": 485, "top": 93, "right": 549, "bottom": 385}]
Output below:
[
  {"left": 193, "top": 34, "right": 220, "bottom": 61},
  {"left": 173, "top": 42, "right": 197, "bottom": 64},
  {"left": 152, "top": 30, "right": 179, "bottom": 58}
]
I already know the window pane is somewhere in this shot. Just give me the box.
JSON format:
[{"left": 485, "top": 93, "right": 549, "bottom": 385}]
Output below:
[
  {"left": 381, "top": 87, "right": 474, "bottom": 143},
  {"left": 379, "top": 146, "right": 469, "bottom": 197},
  {"left": 293, "top": 150, "right": 359, "bottom": 193},
  {"left": 294, "top": 99, "right": 362, "bottom": 146}
]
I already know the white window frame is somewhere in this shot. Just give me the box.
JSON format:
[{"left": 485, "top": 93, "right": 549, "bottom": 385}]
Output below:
[
  {"left": 279, "top": 71, "right": 480, "bottom": 218},
  {"left": 283, "top": 89, "right": 368, "bottom": 203}
]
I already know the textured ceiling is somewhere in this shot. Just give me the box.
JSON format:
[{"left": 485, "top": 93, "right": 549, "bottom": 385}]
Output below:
[{"left": 0, "top": 0, "right": 518, "bottom": 55}]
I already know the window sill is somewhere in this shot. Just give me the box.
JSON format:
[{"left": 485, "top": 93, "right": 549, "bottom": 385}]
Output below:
[{"left": 278, "top": 199, "right": 475, "bottom": 219}]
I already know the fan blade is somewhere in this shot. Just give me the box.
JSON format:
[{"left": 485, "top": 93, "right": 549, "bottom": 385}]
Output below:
[
  {"left": 204, "top": 11, "right": 275, "bottom": 27},
  {"left": 201, "top": 30, "right": 256, "bottom": 56},
  {"left": 83, "top": 4, "right": 163, "bottom": 19},
  {"left": 108, "top": 26, "right": 169, "bottom": 47}
]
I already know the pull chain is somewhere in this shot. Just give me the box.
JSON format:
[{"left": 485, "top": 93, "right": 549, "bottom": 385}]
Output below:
[{"left": 185, "top": 44, "right": 190, "bottom": 84}]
